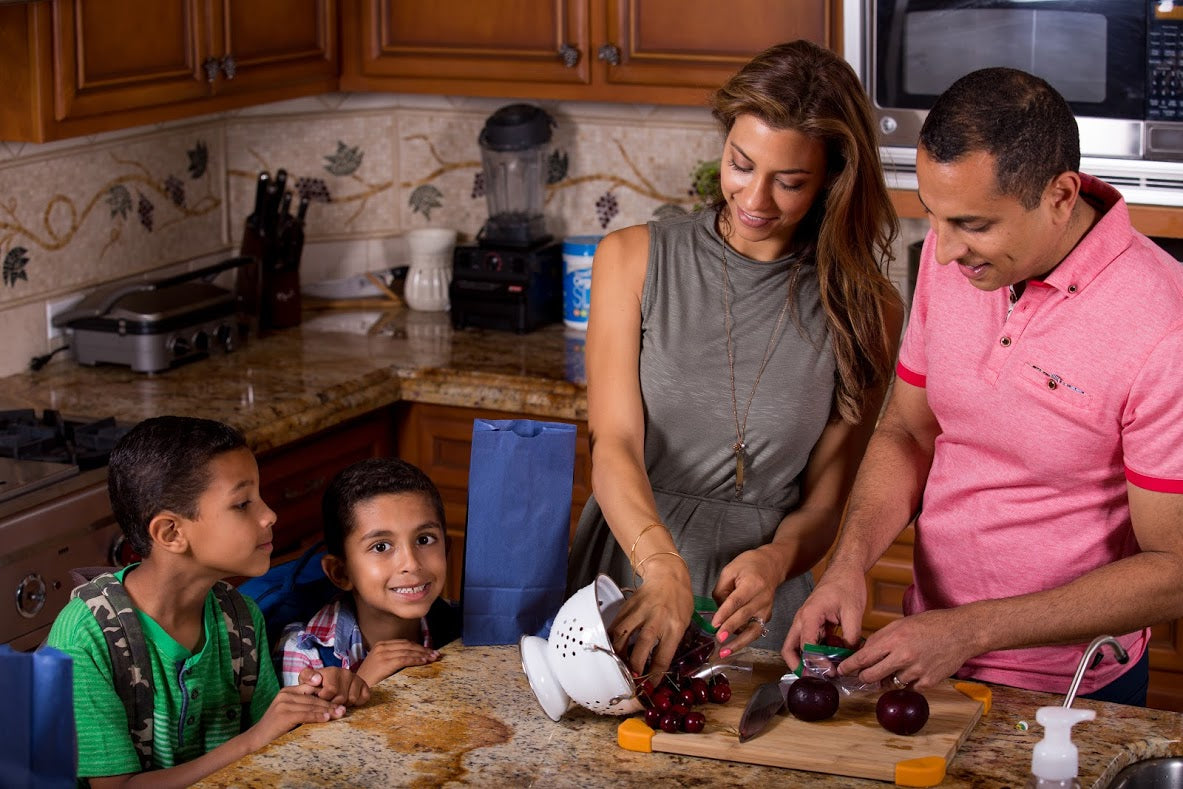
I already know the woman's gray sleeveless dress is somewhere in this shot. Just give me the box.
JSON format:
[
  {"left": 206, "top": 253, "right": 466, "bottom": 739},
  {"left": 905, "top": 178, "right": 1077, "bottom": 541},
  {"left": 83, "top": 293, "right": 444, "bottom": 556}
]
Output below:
[{"left": 567, "top": 209, "right": 837, "bottom": 650}]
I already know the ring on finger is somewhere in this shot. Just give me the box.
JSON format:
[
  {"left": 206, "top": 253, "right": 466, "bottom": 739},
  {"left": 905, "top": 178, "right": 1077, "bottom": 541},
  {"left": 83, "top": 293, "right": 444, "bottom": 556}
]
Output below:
[
  {"left": 891, "top": 674, "right": 906, "bottom": 689},
  {"left": 746, "top": 615, "right": 770, "bottom": 639}
]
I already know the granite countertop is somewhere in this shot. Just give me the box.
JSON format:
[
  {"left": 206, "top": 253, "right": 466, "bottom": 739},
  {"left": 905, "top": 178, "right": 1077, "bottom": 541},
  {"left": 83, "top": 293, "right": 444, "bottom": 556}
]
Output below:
[
  {"left": 195, "top": 644, "right": 1182, "bottom": 788},
  {"left": 0, "top": 308, "right": 588, "bottom": 452}
]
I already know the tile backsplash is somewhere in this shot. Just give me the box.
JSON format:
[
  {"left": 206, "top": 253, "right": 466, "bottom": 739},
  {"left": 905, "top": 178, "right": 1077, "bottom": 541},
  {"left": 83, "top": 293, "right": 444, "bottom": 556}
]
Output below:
[{"left": 0, "top": 92, "right": 922, "bottom": 379}]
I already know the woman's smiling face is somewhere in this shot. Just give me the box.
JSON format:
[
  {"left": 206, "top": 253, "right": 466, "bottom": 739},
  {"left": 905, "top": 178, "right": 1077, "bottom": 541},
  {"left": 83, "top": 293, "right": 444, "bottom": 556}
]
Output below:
[{"left": 718, "top": 113, "right": 828, "bottom": 261}]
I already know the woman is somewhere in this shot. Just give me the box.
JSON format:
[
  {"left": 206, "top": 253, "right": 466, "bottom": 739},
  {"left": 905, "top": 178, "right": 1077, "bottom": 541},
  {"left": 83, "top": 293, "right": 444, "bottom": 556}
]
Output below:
[{"left": 566, "top": 40, "right": 903, "bottom": 678}]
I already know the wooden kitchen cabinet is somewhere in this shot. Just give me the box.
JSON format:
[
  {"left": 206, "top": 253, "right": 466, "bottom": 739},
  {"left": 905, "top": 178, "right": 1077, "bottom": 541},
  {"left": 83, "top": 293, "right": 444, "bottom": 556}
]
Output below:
[
  {"left": 394, "top": 402, "right": 591, "bottom": 603},
  {"left": 257, "top": 408, "right": 393, "bottom": 563},
  {"left": 340, "top": 0, "right": 838, "bottom": 106},
  {"left": 0, "top": 0, "right": 338, "bottom": 143}
]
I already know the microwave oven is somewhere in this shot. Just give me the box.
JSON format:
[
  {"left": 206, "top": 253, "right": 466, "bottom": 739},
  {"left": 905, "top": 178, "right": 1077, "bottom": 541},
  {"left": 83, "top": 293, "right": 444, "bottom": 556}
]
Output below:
[{"left": 851, "top": 0, "right": 1183, "bottom": 163}]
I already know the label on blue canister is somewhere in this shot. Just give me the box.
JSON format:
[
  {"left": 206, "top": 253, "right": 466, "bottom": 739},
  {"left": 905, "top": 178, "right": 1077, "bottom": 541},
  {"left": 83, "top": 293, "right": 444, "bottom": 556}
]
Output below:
[{"left": 563, "top": 235, "right": 601, "bottom": 330}]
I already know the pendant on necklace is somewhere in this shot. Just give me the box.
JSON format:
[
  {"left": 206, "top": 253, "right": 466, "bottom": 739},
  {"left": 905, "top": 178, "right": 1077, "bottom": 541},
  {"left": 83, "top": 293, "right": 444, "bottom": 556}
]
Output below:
[{"left": 733, "top": 441, "right": 747, "bottom": 499}]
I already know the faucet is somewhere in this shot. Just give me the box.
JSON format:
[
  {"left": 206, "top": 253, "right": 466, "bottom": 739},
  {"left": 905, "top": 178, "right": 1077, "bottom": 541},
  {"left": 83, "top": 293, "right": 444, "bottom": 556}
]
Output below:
[{"left": 1063, "top": 635, "right": 1130, "bottom": 708}]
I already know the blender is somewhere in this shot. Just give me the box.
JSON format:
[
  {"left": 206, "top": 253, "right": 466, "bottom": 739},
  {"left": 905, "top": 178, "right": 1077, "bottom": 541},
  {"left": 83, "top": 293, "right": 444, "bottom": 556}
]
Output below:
[{"left": 451, "top": 104, "right": 564, "bottom": 333}]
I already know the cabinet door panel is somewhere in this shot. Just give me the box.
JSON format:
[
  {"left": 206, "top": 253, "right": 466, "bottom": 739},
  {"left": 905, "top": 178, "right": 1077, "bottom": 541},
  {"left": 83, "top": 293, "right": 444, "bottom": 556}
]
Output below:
[
  {"left": 258, "top": 410, "right": 393, "bottom": 562},
  {"left": 215, "top": 0, "right": 337, "bottom": 95},
  {"left": 55, "top": 0, "right": 211, "bottom": 121},
  {"left": 352, "top": 0, "right": 589, "bottom": 85},
  {"left": 603, "top": 0, "right": 830, "bottom": 89}
]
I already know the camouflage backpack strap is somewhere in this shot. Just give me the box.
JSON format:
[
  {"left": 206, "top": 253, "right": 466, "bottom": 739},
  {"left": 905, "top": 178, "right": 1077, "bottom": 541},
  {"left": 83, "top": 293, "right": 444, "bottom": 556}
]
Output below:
[
  {"left": 72, "top": 573, "right": 155, "bottom": 770},
  {"left": 211, "top": 581, "right": 259, "bottom": 707}
]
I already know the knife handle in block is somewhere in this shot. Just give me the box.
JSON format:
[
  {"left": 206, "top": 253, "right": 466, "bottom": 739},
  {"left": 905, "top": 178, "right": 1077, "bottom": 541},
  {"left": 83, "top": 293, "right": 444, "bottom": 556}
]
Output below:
[{"left": 617, "top": 718, "right": 654, "bottom": 753}]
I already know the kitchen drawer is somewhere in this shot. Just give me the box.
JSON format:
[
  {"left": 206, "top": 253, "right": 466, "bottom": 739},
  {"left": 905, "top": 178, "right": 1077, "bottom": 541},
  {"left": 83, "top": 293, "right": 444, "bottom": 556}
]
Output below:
[
  {"left": 394, "top": 402, "right": 591, "bottom": 602},
  {"left": 861, "top": 528, "right": 915, "bottom": 634},
  {"left": 257, "top": 409, "right": 393, "bottom": 563}
]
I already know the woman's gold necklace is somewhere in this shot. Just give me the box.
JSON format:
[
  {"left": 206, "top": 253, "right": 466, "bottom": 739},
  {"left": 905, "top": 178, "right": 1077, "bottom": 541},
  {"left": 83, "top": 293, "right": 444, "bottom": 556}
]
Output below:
[{"left": 721, "top": 238, "right": 792, "bottom": 500}]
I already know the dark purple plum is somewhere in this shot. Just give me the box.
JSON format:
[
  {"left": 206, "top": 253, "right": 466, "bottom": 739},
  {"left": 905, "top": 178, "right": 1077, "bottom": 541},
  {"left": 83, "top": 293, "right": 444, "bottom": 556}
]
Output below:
[
  {"left": 786, "top": 676, "right": 840, "bottom": 722},
  {"left": 876, "top": 689, "right": 930, "bottom": 735}
]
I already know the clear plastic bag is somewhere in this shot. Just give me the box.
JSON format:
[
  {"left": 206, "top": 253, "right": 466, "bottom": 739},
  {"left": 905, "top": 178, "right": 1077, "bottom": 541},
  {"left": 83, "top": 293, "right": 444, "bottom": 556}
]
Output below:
[
  {"left": 793, "top": 642, "right": 883, "bottom": 695},
  {"left": 668, "top": 596, "right": 721, "bottom": 677}
]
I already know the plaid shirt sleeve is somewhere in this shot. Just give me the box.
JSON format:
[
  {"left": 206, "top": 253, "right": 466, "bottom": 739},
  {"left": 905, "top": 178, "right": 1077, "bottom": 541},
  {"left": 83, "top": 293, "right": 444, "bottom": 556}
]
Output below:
[
  {"left": 277, "top": 601, "right": 339, "bottom": 686},
  {"left": 278, "top": 623, "right": 321, "bottom": 686}
]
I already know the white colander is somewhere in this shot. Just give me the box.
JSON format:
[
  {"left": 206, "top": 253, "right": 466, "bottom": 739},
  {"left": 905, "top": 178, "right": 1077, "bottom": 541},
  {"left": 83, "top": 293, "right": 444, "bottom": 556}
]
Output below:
[{"left": 520, "top": 574, "right": 644, "bottom": 721}]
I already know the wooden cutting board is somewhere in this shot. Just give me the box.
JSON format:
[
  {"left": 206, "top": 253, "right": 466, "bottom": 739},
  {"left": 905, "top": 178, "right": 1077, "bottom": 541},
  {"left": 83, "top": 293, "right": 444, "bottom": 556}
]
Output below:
[{"left": 618, "top": 664, "right": 990, "bottom": 787}]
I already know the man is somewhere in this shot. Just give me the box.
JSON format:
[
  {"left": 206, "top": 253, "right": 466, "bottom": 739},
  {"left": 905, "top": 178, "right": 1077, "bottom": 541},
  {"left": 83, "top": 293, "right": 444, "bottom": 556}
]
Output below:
[{"left": 784, "top": 68, "right": 1183, "bottom": 705}]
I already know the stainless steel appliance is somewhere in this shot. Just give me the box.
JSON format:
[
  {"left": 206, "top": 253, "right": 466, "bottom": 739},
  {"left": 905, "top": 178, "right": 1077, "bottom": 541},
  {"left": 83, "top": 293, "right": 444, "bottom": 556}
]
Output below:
[
  {"left": 451, "top": 104, "right": 563, "bottom": 333},
  {"left": 0, "top": 410, "right": 133, "bottom": 649},
  {"left": 54, "top": 257, "right": 249, "bottom": 373},
  {"left": 856, "top": 0, "right": 1183, "bottom": 162}
]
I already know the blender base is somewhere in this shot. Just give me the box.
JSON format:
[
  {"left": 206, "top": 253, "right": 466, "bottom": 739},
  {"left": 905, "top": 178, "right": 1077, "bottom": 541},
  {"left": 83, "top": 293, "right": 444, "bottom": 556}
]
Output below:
[{"left": 450, "top": 239, "right": 563, "bottom": 333}]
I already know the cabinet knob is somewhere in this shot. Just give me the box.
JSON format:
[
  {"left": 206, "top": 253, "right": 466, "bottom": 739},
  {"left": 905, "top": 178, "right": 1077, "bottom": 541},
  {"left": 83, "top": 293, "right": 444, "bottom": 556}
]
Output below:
[
  {"left": 221, "top": 55, "right": 237, "bottom": 80},
  {"left": 16, "top": 573, "right": 47, "bottom": 619},
  {"left": 597, "top": 43, "right": 621, "bottom": 66},
  {"left": 558, "top": 44, "right": 580, "bottom": 68},
  {"left": 203, "top": 57, "right": 220, "bottom": 83}
]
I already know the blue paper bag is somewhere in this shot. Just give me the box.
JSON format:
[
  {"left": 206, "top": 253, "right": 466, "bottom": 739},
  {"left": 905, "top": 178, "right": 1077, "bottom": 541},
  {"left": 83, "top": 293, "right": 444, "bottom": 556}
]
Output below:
[
  {"left": 0, "top": 645, "right": 77, "bottom": 789},
  {"left": 462, "top": 419, "right": 576, "bottom": 645}
]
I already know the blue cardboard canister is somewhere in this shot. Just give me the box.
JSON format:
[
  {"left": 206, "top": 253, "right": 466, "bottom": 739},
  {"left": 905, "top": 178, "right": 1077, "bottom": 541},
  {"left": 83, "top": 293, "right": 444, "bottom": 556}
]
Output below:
[{"left": 563, "top": 235, "right": 600, "bottom": 330}]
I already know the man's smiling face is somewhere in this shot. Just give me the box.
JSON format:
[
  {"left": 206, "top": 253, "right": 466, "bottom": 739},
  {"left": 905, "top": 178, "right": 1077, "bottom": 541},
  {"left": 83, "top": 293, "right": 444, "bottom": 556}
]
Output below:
[{"left": 916, "top": 147, "right": 1069, "bottom": 292}]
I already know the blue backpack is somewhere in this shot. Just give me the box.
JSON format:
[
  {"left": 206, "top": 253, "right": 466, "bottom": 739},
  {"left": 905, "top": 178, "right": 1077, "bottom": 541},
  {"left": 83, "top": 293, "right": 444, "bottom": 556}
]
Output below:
[{"left": 237, "top": 542, "right": 342, "bottom": 665}]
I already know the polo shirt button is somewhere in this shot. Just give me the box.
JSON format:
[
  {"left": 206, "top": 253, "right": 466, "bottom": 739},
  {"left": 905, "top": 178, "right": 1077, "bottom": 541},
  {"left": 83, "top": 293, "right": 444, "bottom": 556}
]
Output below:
[
  {"left": 1000, "top": 336, "right": 1012, "bottom": 347},
  {"left": 187, "top": 715, "right": 195, "bottom": 725},
  {"left": 1047, "top": 379, "right": 1057, "bottom": 390},
  {"left": 1068, "top": 284, "right": 1078, "bottom": 293},
  {"left": 191, "top": 689, "right": 199, "bottom": 700}
]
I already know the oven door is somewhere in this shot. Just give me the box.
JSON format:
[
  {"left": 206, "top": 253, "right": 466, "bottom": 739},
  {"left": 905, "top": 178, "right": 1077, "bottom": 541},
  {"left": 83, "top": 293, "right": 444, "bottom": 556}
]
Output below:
[
  {"left": 0, "top": 474, "right": 123, "bottom": 649},
  {"left": 871, "top": 0, "right": 1147, "bottom": 144}
]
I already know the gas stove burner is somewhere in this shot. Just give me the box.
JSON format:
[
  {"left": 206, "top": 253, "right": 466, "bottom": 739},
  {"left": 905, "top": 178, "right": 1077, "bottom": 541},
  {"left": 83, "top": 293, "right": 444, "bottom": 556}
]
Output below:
[{"left": 0, "top": 409, "right": 130, "bottom": 470}]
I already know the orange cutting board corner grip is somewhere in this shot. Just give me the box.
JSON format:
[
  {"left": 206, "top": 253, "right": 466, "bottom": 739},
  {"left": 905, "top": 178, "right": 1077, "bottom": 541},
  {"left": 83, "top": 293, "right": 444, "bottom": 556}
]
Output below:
[
  {"left": 618, "top": 717, "right": 655, "bottom": 753},
  {"left": 895, "top": 756, "right": 947, "bottom": 787},
  {"left": 625, "top": 677, "right": 987, "bottom": 783},
  {"left": 954, "top": 681, "right": 992, "bottom": 715}
]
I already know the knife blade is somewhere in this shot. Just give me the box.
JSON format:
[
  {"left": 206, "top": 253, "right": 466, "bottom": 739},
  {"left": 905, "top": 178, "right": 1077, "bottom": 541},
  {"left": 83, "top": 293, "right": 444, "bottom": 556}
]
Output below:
[{"left": 737, "top": 678, "right": 790, "bottom": 743}]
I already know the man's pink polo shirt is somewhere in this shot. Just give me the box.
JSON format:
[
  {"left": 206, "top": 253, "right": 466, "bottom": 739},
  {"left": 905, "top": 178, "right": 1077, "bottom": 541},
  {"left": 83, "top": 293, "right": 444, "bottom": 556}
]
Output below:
[{"left": 897, "top": 175, "right": 1183, "bottom": 694}]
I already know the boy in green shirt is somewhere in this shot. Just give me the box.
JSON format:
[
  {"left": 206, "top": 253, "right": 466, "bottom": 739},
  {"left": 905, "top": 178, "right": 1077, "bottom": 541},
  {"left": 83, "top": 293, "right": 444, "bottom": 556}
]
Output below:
[{"left": 48, "top": 416, "right": 369, "bottom": 787}]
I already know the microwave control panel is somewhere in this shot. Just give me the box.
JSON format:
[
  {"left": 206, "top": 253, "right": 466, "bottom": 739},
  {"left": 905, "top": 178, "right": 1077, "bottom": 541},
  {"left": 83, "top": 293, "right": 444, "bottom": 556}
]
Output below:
[{"left": 1149, "top": 1, "right": 1183, "bottom": 120}]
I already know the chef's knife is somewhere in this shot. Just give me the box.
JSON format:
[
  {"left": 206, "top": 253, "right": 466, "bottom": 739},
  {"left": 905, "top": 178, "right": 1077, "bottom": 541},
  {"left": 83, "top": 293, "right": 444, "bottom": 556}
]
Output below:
[{"left": 737, "top": 675, "right": 792, "bottom": 743}]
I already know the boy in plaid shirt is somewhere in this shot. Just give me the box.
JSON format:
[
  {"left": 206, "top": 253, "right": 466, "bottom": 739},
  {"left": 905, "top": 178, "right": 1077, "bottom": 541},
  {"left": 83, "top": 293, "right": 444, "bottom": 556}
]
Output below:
[{"left": 279, "top": 458, "right": 459, "bottom": 687}]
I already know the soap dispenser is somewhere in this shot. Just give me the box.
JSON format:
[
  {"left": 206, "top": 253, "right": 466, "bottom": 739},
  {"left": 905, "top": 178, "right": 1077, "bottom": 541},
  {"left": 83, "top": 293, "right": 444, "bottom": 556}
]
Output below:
[{"left": 1025, "top": 706, "right": 1096, "bottom": 788}]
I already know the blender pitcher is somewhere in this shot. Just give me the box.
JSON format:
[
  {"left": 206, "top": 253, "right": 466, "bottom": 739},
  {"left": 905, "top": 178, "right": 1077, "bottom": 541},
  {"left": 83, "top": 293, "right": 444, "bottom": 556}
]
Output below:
[{"left": 478, "top": 104, "right": 555, "bottom": 247}]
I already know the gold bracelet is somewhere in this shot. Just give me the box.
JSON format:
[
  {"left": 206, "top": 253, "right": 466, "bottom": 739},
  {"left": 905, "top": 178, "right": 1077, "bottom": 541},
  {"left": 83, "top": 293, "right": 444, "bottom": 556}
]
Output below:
[
  {"left": 629, "top": 522, "right": 667, "bottom": 568},
  {"left": 632, "top": 551, "right": 689, "bottom": 585}
]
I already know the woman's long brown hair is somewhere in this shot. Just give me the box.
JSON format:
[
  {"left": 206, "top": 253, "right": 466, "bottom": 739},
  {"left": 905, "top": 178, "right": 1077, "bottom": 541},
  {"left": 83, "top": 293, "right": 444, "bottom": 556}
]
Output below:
[{"left": 710, "top": 40, "right": 902, "bottom": 425}]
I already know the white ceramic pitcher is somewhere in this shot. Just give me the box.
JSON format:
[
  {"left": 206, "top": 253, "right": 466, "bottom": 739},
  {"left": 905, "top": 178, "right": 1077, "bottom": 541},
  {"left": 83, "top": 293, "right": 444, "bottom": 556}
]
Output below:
[{"left": 404, "top": 228, "right": 457, "bottom": 311}]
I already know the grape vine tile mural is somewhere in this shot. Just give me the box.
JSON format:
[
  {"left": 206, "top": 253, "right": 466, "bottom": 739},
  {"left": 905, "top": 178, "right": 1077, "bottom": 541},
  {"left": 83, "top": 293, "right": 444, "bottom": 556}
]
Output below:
[{"left": 0, "top": 139, "right": 220, "bottom": 289}]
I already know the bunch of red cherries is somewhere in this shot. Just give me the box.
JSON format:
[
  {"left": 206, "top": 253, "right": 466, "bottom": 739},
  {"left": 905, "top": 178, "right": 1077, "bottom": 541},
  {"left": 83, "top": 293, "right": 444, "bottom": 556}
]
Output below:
[
  {"left": 634, "top": 671, "right": 732, "bottom": 733},
  {"left": 630, "top": 627, "right": 733, "bottom": 734}
]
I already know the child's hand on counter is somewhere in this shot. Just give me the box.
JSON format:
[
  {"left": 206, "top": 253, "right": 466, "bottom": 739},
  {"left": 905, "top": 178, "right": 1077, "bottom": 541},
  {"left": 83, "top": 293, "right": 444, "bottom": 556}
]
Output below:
[
  {"left": 297, "top": 665, "right": 371, "bottom": 707},
  {"left": 355, "top": 640, "right": 441, "bottom": 686}
]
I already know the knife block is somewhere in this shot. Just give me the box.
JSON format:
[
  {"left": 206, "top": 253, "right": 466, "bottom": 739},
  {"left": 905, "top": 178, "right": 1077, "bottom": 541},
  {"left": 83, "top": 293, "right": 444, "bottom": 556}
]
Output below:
[
  {"left": 239, "top": 217, "right": 302, "bottom": 333},
  {"left": 236, "top": 228, "right": 265, "bottom": 338}
]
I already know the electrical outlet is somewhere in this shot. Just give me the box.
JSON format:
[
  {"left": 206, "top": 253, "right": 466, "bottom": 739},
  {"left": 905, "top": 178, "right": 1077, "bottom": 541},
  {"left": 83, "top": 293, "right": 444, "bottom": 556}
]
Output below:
[{"left": 46, "top": 294, "right": 83, "bottom": 344}]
